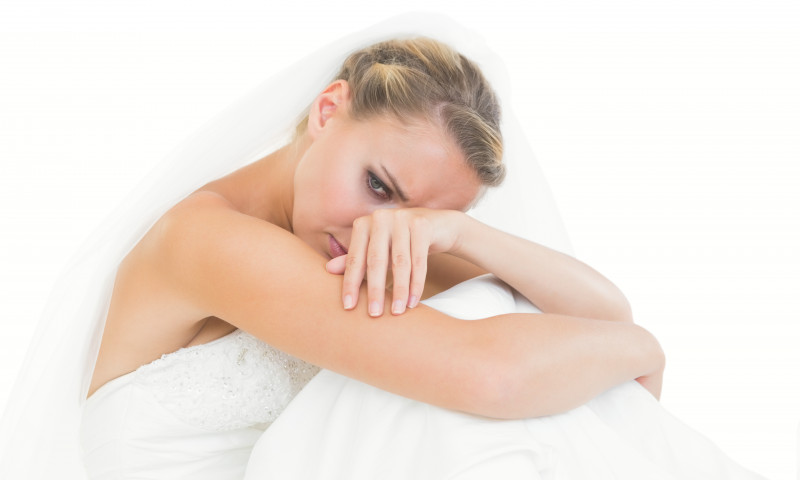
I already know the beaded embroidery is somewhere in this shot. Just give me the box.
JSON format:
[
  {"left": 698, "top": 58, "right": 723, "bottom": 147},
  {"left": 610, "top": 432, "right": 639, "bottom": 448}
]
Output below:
[{"left": 135, "top": 330, "right": 319, "bottom": 431}]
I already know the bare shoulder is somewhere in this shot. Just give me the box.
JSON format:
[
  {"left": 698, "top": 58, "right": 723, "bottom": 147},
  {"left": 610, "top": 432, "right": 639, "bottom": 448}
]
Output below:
[
  {"left": 88, "top": 191, "right": 246, "bottom": 395},
  {"left": 166, "top": 188, "right": 237, "bottom": 215}
]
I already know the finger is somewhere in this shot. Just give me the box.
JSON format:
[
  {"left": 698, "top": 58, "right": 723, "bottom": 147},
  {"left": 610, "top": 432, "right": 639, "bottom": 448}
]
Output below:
[
  {"left": 407, "top": 217, "right": 430, "bottom": 309},
  {"left": 341, "top": 217, "right": 370, "bottom": 310},
  {"left": 366, "top": 210, "right": 392, "bottom": 317},
  {"left": 390, "top": 214, "right": 411, "bottom": 315},
  {"left": 326, "top": 255, "right": 347, "bottom": 275}
]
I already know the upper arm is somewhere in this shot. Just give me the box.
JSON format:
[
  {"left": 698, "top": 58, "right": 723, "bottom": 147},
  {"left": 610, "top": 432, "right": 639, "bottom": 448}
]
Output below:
[{"left": 144, "top": 191, "right": 499, "bottom": 414}]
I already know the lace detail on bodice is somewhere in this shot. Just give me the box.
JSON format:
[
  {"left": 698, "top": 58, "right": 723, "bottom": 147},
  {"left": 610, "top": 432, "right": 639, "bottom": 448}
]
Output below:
[{"left": 134, "top": 330, "right": 319, "bottom": 431}]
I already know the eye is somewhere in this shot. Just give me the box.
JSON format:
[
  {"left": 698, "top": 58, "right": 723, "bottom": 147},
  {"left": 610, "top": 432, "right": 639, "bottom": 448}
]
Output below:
[{"left": 367, "top": 171, "right": 392, "bottom": 199}]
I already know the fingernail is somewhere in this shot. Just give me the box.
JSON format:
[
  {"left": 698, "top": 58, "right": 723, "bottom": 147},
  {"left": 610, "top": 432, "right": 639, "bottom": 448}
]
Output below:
[
  {"left": 343, "top": 295, "right": 354, "bottom": 310},
  {"left": 369, "top": 301, "right": 381, "bottom": 317},
  {"left": 392, "top": 300, "right": 405, "bottom": 315},
  {"left": 408, "top": 295, "right": 418, "bottom": 309}
]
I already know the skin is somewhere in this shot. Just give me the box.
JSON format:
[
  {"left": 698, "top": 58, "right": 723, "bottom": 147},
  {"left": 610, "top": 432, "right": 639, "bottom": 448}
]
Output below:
[{"left": 88, "top": 80, "right": 664, "bottom": 418}]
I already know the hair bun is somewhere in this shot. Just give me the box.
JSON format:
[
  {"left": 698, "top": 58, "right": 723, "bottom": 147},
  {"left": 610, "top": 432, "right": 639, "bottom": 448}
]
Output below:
[{"left": 335, "top": 38, "right": 504, "bottom": 187}]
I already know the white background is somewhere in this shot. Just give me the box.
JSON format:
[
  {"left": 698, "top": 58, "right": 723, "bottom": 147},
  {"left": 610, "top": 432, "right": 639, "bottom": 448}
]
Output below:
[{"left": 1, "top": 1, "right": 798, "bottom": 478}]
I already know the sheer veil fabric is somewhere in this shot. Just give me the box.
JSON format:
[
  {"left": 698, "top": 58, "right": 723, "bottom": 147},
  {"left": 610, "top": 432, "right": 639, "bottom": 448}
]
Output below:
[{"left": 0, "top": 14, "right": 571, "bottom": 478}]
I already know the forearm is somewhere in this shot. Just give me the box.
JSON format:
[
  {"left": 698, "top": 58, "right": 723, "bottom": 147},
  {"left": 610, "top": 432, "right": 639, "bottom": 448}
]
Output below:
[
  {"left": 467, "top": 312, "right": 664, "bottom": 419},
  {"left": 333, "top": 288, "right": 663, "bottom": 419},
  {"left": 451, "top": 214, "right": 633, "bottom": 322}
]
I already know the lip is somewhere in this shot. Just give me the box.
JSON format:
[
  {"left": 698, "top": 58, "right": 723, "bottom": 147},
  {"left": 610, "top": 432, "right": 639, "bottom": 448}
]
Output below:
[{"left": 328, "top": 235, "right": 348, "bottom": 258}]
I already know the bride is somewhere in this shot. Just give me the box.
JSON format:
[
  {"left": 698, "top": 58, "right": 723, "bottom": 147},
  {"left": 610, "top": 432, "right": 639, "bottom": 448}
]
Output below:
[{"left": 0, "top": 14, "right": 766, "bottom": 480}]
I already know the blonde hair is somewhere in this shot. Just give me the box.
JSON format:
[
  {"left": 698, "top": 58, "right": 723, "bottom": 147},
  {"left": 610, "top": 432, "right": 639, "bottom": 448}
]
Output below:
[{"left": 299, "top": 37, "right": 505, "bottom": 187}]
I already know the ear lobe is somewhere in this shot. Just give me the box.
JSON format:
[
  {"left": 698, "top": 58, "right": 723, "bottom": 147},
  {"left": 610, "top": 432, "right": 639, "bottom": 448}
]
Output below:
[{"left": 307, "top": 80, "right": 350, "bottom": 139}]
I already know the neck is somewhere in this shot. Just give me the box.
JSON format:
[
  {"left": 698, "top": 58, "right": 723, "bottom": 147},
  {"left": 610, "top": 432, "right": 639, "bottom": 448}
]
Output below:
[{"left": 198, "top": 133, "right": 311, "bottom": 233}]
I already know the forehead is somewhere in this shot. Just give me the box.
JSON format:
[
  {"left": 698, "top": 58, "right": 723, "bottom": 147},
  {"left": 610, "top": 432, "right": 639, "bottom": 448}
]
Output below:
[{"left": 349, "top": 115, "right": 482, "bottom": 210}]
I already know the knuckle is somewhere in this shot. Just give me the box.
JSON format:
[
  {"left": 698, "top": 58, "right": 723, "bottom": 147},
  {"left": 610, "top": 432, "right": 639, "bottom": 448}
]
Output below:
[
  {"left": 393, "top": 287, "right": 409, "bottom": 299},
  {"left": 392, "top": 252, "right": 409, "bottom": 268},
  {"left": 366, "top": 252, "right": 387, "bottom": 268},
  {"left": 394, "top": 209, "right": 411, "bottom": 222},
  {"left": 409, "top": 279, "right": 426, "bottom": 295},
  {"left": 368, "top": 289, "right": 385, "bottom": 302},
  {"left": 372, "top": 208, "right": 392, "bottom": 223},
  {"left": 344, "top": 255, "right": 362, "bottom": 269},
  {"left": 409, "top": 215, "right": 428, "bottom": 229},
  {"left": 342, "top": 280, "right": 361, "bottom": 291}
]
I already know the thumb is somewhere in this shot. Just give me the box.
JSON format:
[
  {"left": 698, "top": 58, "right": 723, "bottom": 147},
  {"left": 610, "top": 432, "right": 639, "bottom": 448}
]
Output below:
[{"left": 326, "top": 255, "right": 347, "bottom": 274}]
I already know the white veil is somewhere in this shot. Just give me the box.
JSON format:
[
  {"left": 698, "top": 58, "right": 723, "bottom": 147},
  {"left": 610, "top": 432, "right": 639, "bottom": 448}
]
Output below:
[{"left": 0, "top": 13, "right": 570, "bottom": 478}]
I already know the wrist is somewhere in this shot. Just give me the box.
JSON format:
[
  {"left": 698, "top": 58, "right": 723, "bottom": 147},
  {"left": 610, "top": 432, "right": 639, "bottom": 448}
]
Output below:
[{"left": 446, "top": 211, "right": 479, "bottom": 258}]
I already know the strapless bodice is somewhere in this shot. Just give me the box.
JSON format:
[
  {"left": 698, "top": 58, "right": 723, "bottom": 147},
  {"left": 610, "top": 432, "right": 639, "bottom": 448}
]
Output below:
[{"left": 81, "top": 329, "right": 319, "bottom": 479}]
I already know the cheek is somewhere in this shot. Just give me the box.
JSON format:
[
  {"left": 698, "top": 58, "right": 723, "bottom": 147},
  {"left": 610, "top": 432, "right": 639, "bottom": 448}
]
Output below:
[
  {"left": 321, "top": 180, "right": 370, "bottom": 225},
  {"left": 298, "top": 165, "right": 367, "bottom": 228},
  {"left": 294, "top": 140, "right": 375, "bottom": 229}
]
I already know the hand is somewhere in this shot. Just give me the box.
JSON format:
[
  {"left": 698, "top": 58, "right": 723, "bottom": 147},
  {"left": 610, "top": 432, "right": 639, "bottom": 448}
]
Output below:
[{"left": 326, "top": 208, "right": 462, "bottom": 317}]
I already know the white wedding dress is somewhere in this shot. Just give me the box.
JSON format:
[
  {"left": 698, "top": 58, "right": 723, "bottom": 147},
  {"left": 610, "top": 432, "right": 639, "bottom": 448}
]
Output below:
[
  {"left": 81, "top": 330, "right": 319, "bottom": 479},
  {"left": 0, "top": 14, "right": 769, "bottom": 480}
]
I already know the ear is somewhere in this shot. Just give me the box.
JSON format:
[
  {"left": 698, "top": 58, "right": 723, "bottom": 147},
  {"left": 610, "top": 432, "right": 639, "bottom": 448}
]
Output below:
[{"left": 307, "top": 80, "right": 350, "bottom": 139}]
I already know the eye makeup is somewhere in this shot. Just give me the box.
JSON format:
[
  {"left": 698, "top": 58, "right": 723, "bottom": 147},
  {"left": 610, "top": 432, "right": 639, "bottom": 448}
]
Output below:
[{"left": 366, "top": 171, "right": 392, "bottom": 199}]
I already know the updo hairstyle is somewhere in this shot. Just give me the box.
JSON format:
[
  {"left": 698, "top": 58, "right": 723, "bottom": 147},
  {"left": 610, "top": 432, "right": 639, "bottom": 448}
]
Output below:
[{"left": 299, "top": 37, "right": 505, "bottom": 187}]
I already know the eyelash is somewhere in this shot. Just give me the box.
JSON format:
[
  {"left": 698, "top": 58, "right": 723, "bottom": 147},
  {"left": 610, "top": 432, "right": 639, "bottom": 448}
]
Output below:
[{"left": 366, "top": 171, "right": 392, "bottom": 200}]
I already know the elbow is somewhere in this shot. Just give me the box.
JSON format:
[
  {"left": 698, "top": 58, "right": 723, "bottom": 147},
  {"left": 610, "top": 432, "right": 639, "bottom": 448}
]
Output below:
[
  {"left": 592, "top": 275, "right": 634, "bottom": 323},
  {"left": 599, "top": 285, "right": 634, "bottom": 323},
  {"left": 613, "top": 296, "right": 634, "bottom": 323}
]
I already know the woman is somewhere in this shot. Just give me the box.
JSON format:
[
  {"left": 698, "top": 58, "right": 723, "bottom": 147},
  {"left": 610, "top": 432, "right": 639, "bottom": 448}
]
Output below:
[
  {"left": 0, "top": 14, "right": 764, "bottom": 480},
  {"left": 82, "top": 31, "right": 667, "bottom": 474}
]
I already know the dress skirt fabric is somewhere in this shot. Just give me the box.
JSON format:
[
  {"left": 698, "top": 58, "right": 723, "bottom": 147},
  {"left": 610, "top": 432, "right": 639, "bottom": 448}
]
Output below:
[{"left": 243, "top": 276, "right": 765, "bottom": 480}]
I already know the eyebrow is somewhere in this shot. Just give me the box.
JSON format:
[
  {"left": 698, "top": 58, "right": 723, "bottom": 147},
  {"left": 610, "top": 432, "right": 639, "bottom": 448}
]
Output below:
[{"left": 381, "top": 165, "right": 410, "bottom": 203}]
